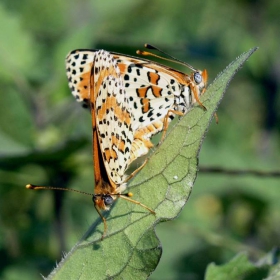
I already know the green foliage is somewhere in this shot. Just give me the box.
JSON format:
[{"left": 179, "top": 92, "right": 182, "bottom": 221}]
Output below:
[
  {"left": 205, "top": 250, "right": 280, "bottom": 280},
  {"left": 0, "top": 1, "right": 279, "bottom": 279}
]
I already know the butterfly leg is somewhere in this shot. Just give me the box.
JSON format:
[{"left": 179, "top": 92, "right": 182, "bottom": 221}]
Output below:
[
  {"left": 189, "top": 82, "right": 207, "bottom": 111},
  {"left": 187, "top": 84, "right": 219, "bottom": 123},
  {"left": 94, "top": 203, "right": 108, "bottom": 240},
  {"left": 124, "top": 158, "right": 149, "bottom": 182},
  {"left": 214, "top": 112, "right": 219, "bottom": 124},
  {"left": 122, "top": 157, "right": 157, "bottom": 214},
  {"left": 119, "top": 193, "right": 155, "bottom": 214},
  {"left": 160, "top": 109, "right": 184, "bottom": 144}
]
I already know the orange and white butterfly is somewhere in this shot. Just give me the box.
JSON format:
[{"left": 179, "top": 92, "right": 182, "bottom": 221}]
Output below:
[
  {"left": 65, "top": 46, "right": 207, "bottom": 231},
  {"left": 66, "top": 44, "right": 208, "bottom": 164}
]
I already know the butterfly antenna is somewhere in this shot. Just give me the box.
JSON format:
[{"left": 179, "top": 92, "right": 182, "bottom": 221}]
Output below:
[
  {"left": 136, "top": 43, "right": 197, "bottom": 72},
  {"left": 26, "top": 184, "right": 93, "bottom": 197}
]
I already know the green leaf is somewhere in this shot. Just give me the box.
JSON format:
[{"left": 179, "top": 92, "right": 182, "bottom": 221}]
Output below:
[
  {"left": 47, "top": 48, "right": 258, "bottom": 280},
  {"left": 205, "top": 250, "right": 280, "bottom": 280}
]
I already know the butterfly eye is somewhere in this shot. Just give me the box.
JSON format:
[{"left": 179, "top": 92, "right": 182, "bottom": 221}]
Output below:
[
  {"left": 103, "top": 195, "right": 114, "bottom": 206},
  {"left": 194, "top": 72, "right": 202, "bottom": 84}
]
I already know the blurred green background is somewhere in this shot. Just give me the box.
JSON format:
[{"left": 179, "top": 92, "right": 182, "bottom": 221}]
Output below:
[{"left": 0, "top": 0, "right": 279, "bottom": 279}]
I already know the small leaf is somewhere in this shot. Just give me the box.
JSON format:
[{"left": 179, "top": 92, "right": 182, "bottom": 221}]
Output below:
[
  {"left": 205, "top": 250, "right": 280, "bottom": 280},
  {"left": 47, "top": 48, "right": 258, "bottom": 280}
]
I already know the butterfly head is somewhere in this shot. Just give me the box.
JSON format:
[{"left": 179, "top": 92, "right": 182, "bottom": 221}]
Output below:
[
  {"left": 187, "top": 69, "right": 208, "bottom": 110},
  {"left": 192, "top": 69, "right": 208, "bottom": 90},
  {"left": 93, "top": 194, "right": 116, "bottom": 210}
]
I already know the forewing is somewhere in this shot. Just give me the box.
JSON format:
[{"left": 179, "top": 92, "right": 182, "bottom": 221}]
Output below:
[{"left": 92, "top": 51, "right": 134, "bottom": 185}]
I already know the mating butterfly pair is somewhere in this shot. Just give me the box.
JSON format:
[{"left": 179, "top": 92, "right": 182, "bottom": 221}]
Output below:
[{"left": 27, "top": 45, "right": 207, "bottom": 239}]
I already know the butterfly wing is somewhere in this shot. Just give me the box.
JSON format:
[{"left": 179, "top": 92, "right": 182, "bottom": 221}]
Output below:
[
  {"left": 92, "top": 50, "right": 134, "bottom": 186},
  {"left": 66, "top": 50, "right": 134, "bottom": 192}
]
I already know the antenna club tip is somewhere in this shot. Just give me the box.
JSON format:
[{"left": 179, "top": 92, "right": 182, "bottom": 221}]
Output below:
[
  {"left": 144, "top": 43, "right": 154, "bottom": 50},
  {"left": 137, "top": 50, "right": 150, "bottom": 56},
  {"left": 26, "top": 184, "right": 35, "bottom": 189},
  {"left": 127, "top": 192, "right": 133, "bottom": 197}
]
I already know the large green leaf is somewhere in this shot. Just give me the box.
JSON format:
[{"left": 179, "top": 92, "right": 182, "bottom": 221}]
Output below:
[{"left": 47, "top": 48, "right": 258, "bottom": 280}]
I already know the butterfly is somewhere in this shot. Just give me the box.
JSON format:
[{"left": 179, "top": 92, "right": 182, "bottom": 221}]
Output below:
[
  {"left": 66, "top": 44, "right": 208, "bottom": 165},
  {"left": 65, "top": 46, "right": 208, "bottom": 237}
]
